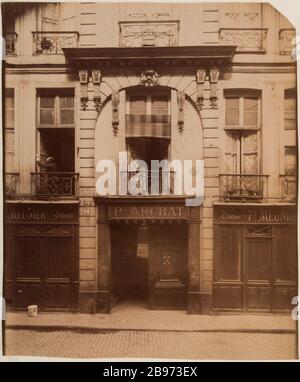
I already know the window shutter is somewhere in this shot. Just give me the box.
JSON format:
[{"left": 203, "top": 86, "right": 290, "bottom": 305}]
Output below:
[
  {"left": 284, "top": 90, "right": 297, "bottom": 130},
  {"left": 242, "top": 132, "right": 258, "bottom": 174},
  {"left": 225, "top": 132, "right": 238, "bottom": 173}
]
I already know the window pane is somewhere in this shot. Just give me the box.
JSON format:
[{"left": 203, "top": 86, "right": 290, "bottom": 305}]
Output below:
[
  {"left": 242, "top": 132, "right": 258, "bottom": 174},
  {"left": 60, "top": 96, "right": 74, "bottom": 109},
  {"left": 130, "top": 96, "right": 147, "bottom": 114},
  {"left": 225, "top": 97, "right": 239, "bottom": 125},
  {"left": 5, "top": 110, "right": 14, "bottom": 127},
  {"left": 152, "top": 96, "right": 168, "bottom": 115},
  {"left": 5, "top": 92, "right": 14, "bottom": 108},
  {"left": 40, "top": 109, "right": 55, "bottom": 124},
  {"left": 225, "top": 132, "right": 238, "bottom": 173},
  {"left": 244, "top": 97, "right": 258, "bottom": 126},
  {"left": 284, "top": 95, "right": 296, "bottom": 130},
  {"left": 285, "top": 146, "right": 297, "bottom": 175},
  {"left": 60, "top": 110, "right": 74, "bottom": 125},
  {"left": 40, "top": 96, "right": 55, "bottom": 108}
]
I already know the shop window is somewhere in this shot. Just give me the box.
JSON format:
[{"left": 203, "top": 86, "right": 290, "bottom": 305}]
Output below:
[
  {"left": 274, "top": 226, "right": 297, "bottom": 282},
  {"left": 284, "top": 89, "right": 297, "bottom": 130}
]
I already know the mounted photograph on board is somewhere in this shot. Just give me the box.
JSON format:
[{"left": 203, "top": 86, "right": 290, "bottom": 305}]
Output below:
[{"left": 1, "top": 0, "right": 299, "bottom": 361}]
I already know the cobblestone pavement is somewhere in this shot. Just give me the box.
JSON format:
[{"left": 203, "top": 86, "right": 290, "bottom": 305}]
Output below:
[{"left": 4, "top": 329, "right": 297, "bottom": 360}]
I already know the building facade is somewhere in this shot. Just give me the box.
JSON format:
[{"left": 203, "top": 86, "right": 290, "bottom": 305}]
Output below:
[{"left": 2, "top": 2, "right": 298, "bottom": 314}]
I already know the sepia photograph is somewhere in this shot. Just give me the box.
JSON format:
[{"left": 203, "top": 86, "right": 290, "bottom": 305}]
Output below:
[{"left": 0, "top": 0, "right": 299, "bottom": 362}]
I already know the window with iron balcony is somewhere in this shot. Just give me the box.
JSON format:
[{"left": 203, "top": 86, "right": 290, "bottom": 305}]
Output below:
[
  {"left": 220, "top": 89, "right": 269, "bottom": 201},
  {"left": 124, "top": 91, "right": 175, "bottom": 195},
  {"left": 33, "top": 89, "right": 78, "bottom": 199}
]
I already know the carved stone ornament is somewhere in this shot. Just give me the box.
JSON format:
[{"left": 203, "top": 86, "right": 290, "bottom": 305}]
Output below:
[
  {"left": 120, "top": 21, "right": 179, "bottom": 47},
  {"left": 139, "top": 69, "right": 160, "bottom": 87},
  {"left": 196, "top": 68, "right": 206, "bottom": 111},
  {"left": 92, "top": 70, "right": 103, "bottom": 112},
  {"left": 177, "top": 91, "right": 185, "bottom": 133},
  {"left": 79, "top": 70, "right": 89, "bottom": 111},
  {"left": 209, "top": 68, "right": 219, "bottom": 109},
  {"left": 112, "top": 91, "right": 120, "bottom": 135}
]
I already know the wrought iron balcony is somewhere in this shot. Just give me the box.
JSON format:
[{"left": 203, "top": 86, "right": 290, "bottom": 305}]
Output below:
[
  {"left": 121, "top": 170, "right": 176, "bottom": 195},
  {"left": 5, "top": 32, "right": 18, "bottom": 56},
  {"left": 5, "top": 173, "right": 19, "bottom": 199},
  {"left": 219, "top": 28, "right": 268, "bottom": 53},
  {"left": 32, "top": 31, "right": 79, "bottom": 55},
  {"left": 219, "top": 174, "right": 269, "bottom": 201},
  {"left": 31, "top": 172, "right": 79, "bottom": 198},
  {"left": 280, "top": 174, "right": 297, "bottom": 202}
]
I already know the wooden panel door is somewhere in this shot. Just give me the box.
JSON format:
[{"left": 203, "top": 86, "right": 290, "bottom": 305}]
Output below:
[
  {"left": 44, "top": 238, "right": 72, "bottom": 311},
  {"left": 213, "top": 225, "right": 243, "bottom": 311},
  {"left": 149, "top": 244, "right": 186, "bottom": 309},
  {"left": 15, "top": 238, "right": 43, "bottom": 309},
  {"left": 15, "top": 236, "right": 74, "bottom": 311},
  {"left": 245, "top": 238, "right": 272, "bottom": 311}
]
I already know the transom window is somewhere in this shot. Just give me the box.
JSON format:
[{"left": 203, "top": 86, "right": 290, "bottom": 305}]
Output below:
[
  {"left": 225, "top": 90, "right": 261, "bottom": 130},
  {"left": 37, "top": 90, "right": 75, "bottom": 128},
  {"left": 128, "top": 94, "right": 169, "bottom": 116}
]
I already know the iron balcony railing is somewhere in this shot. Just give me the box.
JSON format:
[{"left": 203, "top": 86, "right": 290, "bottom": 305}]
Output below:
[
  {"left": 121, "top": 170, "right": 176, "bottom": 195},
  {"left": 219, "top": 174, "right": 269, "bottom": 201},
  {"left": 5, "top": 173, "right": 19, "bottom": 199},
  {"left": 5, "top": 32, "right": 18, "bottom": 55},
  {"left": 32, "top": 31, "right": 79, "bottom": 55},
  {"left": 280, "top": 174, "right": 297, "bottom": 202},
  {"left": 31, "top": 172, "right": 79, "bottom": 198}
]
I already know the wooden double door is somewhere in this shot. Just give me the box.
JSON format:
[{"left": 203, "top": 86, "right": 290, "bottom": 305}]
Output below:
[
  {"left": 213, "top": 224, "right": 298, "bottom": 312},
  {"left": 14, "top": 234, "right": 77, "bottom": 311},
  {"left": 111, "top": 224, "right": 187, "bottom": 309}
]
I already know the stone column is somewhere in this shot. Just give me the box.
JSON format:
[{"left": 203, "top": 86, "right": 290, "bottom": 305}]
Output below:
[
  {"left": 96, "top": 205, "right": 112, "bottom": 313},
  {"left": 187, "top": 206, "right": 201, "bottom": 314}
]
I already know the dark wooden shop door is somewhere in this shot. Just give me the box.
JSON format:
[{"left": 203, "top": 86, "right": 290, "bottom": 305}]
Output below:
[
  {"left": 245, "top": 238, "right": 272, "bottom": 311},
  {"left": 15, "top": 237, "right": 73, "bottom": 311},
  {"left": 149, "top": 243, "right": 186, "bottom": 309}
]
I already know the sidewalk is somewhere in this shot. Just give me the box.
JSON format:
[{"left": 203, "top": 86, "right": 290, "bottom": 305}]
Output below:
[{"left": 5, "top": 300, "right": 297, "bottom": 333}]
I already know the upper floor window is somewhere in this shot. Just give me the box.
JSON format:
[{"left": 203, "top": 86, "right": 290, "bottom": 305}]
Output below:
[
  {"left": 37, "top": 90, "right": 75, "bottom": 128},
  {"left": 5, "top": 89, "right": 14, "bottom": 130},
  {"left": 126, "top": 92, "right": 171, "bottom": 139},
  {"left": 284, "top": 146, "right": 297, "bottom": 176},
  {"left": 224, "top": 90, "right": 261, "bottom": 175},
  {"left": 284, "top": 89, "right": 297, "bottom": 130},
  {"left": 225, "top": 90, "right": 260, "bottom": 130},
  {"left": 40, "top": 3, "right": 59, "bottom": 31}
]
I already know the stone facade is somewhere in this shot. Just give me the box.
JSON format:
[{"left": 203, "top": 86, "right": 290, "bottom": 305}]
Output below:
[{"left": 2, "top": 2, "right": 297, "bottom": 314}]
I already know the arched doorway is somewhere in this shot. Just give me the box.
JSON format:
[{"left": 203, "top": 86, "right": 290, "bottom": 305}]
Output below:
[{"left": 94, "top": 84, "right": 203, "bottom": 313}]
